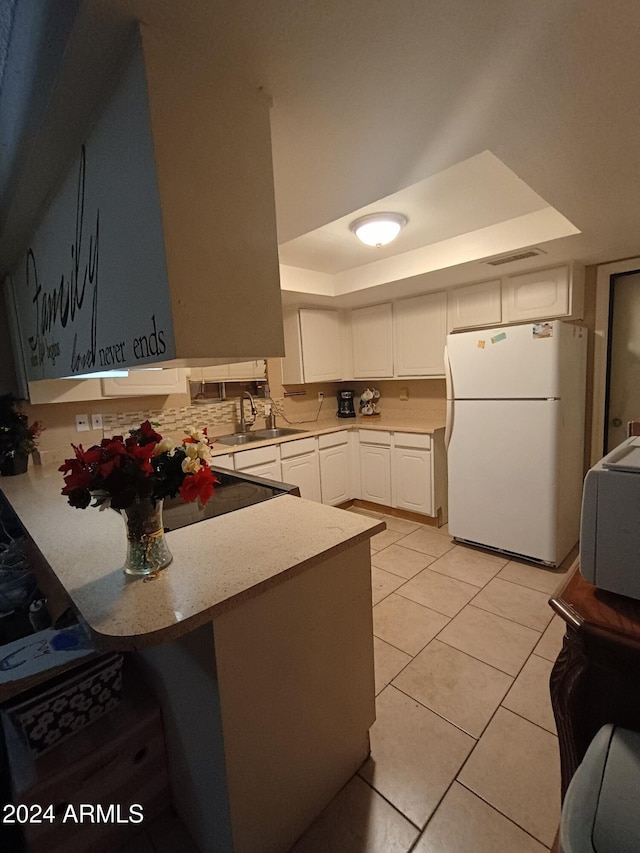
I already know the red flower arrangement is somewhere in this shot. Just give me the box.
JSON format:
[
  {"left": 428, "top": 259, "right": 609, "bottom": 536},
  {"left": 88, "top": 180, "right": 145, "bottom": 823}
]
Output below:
[{"left": 59, "top": 421, "right": 217, "bottom": 510}]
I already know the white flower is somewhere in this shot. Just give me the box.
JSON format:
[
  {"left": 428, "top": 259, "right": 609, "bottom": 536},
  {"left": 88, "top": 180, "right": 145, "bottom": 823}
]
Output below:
[
  {"left": 195, "top": 442, "right": 213, "bottom": 463},
  {"left": 181, "top": 456, "right": 202, "bottom": 474},
  {"left": 153, "top": 437, "right": 176, "bottom": 456},
  {"left": 184, "top": 427, "right": 208, "bottom": 443},
  {"left": 183, "top": 442, "right": 199, "bottom": 459}
]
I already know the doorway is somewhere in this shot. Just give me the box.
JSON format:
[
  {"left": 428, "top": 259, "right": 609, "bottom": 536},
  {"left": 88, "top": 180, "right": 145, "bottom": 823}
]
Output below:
[{"left": 605, "top": 270, "right": 640, "bottom": 452}]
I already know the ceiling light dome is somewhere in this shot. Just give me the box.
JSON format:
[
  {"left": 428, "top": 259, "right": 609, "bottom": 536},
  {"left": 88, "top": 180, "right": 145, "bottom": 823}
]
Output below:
[{"left": 350, "top": 212, "right": 408, "bottom": 247}]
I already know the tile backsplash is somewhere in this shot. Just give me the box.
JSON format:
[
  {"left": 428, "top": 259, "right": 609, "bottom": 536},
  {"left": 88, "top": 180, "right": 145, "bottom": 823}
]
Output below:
[
  {"left": 101, "top": 398, "right": 281, "bottom": 437},
  {"left": 30, "top": 397, "right": 286, "bottom": 467},
  {"left": 25, "top": 358, "right": 447, "bottom": 468}
]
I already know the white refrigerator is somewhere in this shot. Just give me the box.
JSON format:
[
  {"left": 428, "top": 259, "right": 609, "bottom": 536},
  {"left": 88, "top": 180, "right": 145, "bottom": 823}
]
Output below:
[{"left": 445, "top": 320, "right": 587, "bottom": 566}]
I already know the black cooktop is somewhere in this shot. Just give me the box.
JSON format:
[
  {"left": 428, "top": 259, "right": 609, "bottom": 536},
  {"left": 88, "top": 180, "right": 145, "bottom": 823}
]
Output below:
[{"left": 162, "top": 468, "right": 299, "bottom": 531}]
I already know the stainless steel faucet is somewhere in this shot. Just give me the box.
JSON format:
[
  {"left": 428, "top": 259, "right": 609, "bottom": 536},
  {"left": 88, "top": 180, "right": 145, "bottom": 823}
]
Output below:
[{"left": 238, "top": 390, "right": 257, "bottom": 433}]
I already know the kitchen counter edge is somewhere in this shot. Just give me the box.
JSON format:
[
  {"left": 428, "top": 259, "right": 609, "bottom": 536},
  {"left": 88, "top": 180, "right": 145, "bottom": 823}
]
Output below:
[
  {"left": 210, "top": 417, "right": 446, "bottom": 457},
  {"left": 0, "top": 469, "right": 385, "bottom": 651}
]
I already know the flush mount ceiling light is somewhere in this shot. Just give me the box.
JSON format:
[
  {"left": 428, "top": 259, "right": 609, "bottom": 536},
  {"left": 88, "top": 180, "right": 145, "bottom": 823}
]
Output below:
[{"left": 349, "top": 212, "right": 408, "bottom": 247}]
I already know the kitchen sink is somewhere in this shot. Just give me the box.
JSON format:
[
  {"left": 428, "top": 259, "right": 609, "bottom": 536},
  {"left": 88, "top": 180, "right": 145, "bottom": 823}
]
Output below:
[
  {"left": 214, "top": 427, "right": 307, "bottom": 446},
  {"left": 252, "top": 428, "right": 308, "bottom": 439},
  {"left": 214, "top": 433, "right": 264, "bottom": 446}
]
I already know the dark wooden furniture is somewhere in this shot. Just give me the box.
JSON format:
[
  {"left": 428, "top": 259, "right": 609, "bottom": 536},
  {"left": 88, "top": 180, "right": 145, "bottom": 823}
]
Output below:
[{"left": 550, "top": 559, "right": 640, "bottom": 800}]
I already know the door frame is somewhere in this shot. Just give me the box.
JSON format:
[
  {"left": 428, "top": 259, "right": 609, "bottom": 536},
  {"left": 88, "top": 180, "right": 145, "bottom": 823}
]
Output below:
[{"left": 593, "top": 257, "right": 640, "bottom": 464}]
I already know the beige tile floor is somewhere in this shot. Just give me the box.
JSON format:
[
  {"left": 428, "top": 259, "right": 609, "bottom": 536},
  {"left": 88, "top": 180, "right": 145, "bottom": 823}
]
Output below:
[{"left": 291, "top": 507, "right": 572, "bottom": 853}]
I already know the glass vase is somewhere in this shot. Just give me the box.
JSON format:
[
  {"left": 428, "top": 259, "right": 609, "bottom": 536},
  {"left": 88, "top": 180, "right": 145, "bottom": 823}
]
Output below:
[{"left": 121, "top": 497, "right": 173, "bottom": 577}]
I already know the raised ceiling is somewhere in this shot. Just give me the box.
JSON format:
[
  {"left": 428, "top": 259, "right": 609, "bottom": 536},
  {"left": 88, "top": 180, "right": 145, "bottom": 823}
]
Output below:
[
  {"left": 1, "top": 0, "right": 639, "bottom": 306},
  {"left": 277, "top": 150, "right": 580, "bottom": 304}
]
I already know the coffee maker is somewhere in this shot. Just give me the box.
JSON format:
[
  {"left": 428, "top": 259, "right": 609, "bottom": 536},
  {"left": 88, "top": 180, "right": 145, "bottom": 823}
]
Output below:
[{"left": 337, "top": 389, "right": 356, "bottom": 418}]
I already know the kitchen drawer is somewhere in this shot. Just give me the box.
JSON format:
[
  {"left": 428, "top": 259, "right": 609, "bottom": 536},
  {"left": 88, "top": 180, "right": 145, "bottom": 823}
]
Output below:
[
  {"left": 359, "top": 429, "right": 391, "bottom": 446},
  {"left": 233, "top": 444, "right": 280, "bottom": 469},
  {"left": 279, "top": 436, "right": 317, "bottom": 459},
  {"left": 318, "top": 430, "right": 349, "bottom": 450},
  {"left": 393, "top": 432, "right": 431, "bottom": 450},
  {"left": 211, "top": 453, "right": 234, "bottom": 470}
]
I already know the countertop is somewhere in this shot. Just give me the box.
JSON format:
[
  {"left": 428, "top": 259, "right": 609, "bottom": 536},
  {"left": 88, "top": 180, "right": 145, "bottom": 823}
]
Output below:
[
  {"left": 0, "top": 465, "right": 384, "bottom": 651},
  {"left": 209, "top": 414, "right": 447, "bottom": 457}
]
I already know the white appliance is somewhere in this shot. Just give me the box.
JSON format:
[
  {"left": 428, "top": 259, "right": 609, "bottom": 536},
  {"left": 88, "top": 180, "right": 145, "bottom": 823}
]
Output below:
[
  {"left": 580, "top": 436, "right": 640, "bottom": 599},
  {"left": 445, "top": 320, "right": 587, "bottom": 566}
]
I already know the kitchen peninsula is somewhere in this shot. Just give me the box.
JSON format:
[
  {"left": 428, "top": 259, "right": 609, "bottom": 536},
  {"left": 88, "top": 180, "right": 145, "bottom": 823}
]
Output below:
[{"left": 0, "top": 464, "right": 384, "bottom": 853}]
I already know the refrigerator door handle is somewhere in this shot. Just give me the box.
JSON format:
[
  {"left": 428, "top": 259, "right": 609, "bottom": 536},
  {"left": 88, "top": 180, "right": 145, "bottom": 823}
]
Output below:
[
  {"left": 444, "top": 344, "right": 454, "bottom": 450},
  {"left": 444, "top": 344, "right": 453, "bottom": 401},
  {"left": 445, "top": 399, "right": 454, "bottom": 449}
]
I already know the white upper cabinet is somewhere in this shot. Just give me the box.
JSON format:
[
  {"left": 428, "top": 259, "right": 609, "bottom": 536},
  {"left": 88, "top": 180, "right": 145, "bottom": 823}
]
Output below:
[
  {"left": 351, "top": 303, "right": 394, "bottom": 378},
  {"left": 447, "top": 279, "right": 502, "bottom": 331},
  {"left": 28, "top": 368, "right": 188, "bottom": 403},
  {"left": 277, "top": 261, "right": 584, "bottom": 385},
  {"left": 299, "top": 309, "right": 343, "bottom": 382},
  {"left": 281, "top": 307, "right": 344, "bottom": 384},
  {"left": 28, "top": 378, "right": 105, "bottom": 404},
  {"left": 502, "top": 263, "right": 584, "bottom": 323},
  {"left": 227, "top": 360, "right": 266, "bottom": 380},
  {"left": 199, "top": 361, "right": 266, "bottom": 382},
  {"left": 393, "top": 292, "right": 447, "bottom": 377},
  {"left": 101, "top": 368, "right": 187, "bottom": 397}
]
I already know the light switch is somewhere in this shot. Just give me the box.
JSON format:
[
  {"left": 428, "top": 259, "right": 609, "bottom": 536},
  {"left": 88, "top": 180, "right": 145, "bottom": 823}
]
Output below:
[
  {"left": 91, "top": 413, "right": 103, "bottom": 430},
  {"left": 75, "top": 414, "right": 90, "bottom": 432}
]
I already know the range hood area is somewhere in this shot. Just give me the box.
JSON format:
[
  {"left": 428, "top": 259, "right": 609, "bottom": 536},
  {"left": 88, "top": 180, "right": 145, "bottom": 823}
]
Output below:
[{"left": 3, "top": 21, "right": 284, "bottom": 384}]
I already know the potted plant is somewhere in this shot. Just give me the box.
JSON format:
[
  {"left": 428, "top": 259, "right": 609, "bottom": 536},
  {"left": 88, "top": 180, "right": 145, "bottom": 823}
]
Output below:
[{"left": 0, "top": 394, "right": 43, "bottom": 477}]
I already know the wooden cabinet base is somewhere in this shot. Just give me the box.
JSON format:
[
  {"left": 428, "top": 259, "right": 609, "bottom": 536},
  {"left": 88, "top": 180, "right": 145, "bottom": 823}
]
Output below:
[
  {"left": 550, "top": 562, "right": 640, "bottom": 799},
  {"left": 348, "top": 499, "right": 444, "bottom": 528},
  {"left": 8, "top": 672, "right": 170, "bottom": 853}
]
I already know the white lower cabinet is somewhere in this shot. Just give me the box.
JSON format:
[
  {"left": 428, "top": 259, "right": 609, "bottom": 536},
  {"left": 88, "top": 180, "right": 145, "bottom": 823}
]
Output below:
[
  {"left": 392, "top": 437, "right": 432, "bottom": 516},
  {"left": 318, "top": 431, "right": 350, "bottom": 505},
  {"left": 359, "top": 432, "right": 392, "bottom": 505},
  {"left": 217, "top": 428, "right": 446, "bottom": 520},
  {"left": 211, "top": 454, "right": 234, "bottom": 471},
  {"left": 280, "top": 437, "right": 321, "bottom": 501},
  {"left": 233, "top": 445, "right": 282, "bottom": 482},
  {"left": 236, "top": 461, "right": 282, "bottom": 481}
]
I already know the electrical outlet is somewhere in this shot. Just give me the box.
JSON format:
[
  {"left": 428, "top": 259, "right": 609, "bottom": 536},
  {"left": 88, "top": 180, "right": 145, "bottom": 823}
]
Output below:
[
  {"left": 400, "top": 387, "right": 409, "bottom": 401},
  {"left": 75, "top": 414, "right": 90, "bottom": 432},
  {"left": 91, "top": 413, "right": 103, "bottom": 430},
  {"left": 318, "top": 392, "right": 324, "bottom": 401}
]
